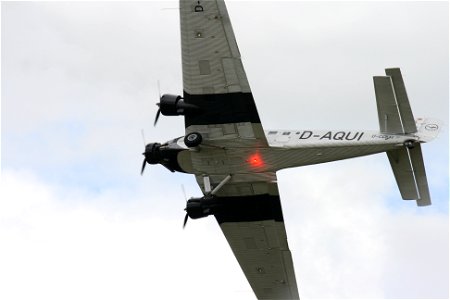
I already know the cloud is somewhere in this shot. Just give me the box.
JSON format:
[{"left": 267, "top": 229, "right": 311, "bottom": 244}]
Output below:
[
  {"left": 278, "top": 157, "right": 448, "bottom": 298},
  {"left": 0, "top": 169, "right": 254, "bottom": 300},
  {"left": 2, "top": 158, "right": 448, "bottom": 300}
]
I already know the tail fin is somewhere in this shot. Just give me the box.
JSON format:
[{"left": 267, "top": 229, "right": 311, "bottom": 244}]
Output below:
[{"left": 373, "top": 68, "right": 431, "bottom": 206}]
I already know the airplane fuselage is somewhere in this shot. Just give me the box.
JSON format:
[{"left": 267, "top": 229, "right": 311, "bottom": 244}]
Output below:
[{"left": 167, "top": 127, "right": 424, "bottom": 175}]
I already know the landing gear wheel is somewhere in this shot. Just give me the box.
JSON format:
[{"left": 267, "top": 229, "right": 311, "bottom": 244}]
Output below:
[
  {"left": 184, "top": 132, "right": 203, "bottom": 147},
  {"left": 404, "top": 140, "right": 415, "bottom": 149}
]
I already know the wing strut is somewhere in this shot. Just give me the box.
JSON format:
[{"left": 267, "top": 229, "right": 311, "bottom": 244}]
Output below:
[
  {"left": 202, "top": 174, "right": 232, "bottom": 195},
  {"left": 211, "top": 174, "right": 232, "bottom": 195}
]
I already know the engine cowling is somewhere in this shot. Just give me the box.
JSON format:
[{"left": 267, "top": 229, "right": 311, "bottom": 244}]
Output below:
[
  {"left": 159, "top": 94, "right": 198, "bottom": 116},
  {"left": 142, "top": 142, "right": 185, "bottom": 173},
  {"left": 185, "top": 196, "right": 221, "bottom": 220},
  {"left": 143, "top": 143, "right": 162, "bottom": 164}
]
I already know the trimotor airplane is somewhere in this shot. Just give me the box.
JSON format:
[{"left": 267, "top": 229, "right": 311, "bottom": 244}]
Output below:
[{"left": 140, "top": 1, "right": 441, "bottom": 299}]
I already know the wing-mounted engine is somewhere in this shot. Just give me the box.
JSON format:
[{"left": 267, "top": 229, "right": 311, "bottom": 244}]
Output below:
[
  {"left": 154, "top": 94, "right": 199, "bottom": 125},
  {"left": 183, "top": 196, "right": 221, "bottom": 226},
  {"left": 182, "top": 175, "right": 233, "bottom": 228}
]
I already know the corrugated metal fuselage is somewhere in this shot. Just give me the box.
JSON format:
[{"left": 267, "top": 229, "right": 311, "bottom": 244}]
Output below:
[{"left": 174, "top": 129, "right": 419, "bottom": 175}]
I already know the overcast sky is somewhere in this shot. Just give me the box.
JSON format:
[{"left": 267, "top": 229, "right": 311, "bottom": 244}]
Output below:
[{"left": 1, "top": 1, "right": 449, "bottom": 299}]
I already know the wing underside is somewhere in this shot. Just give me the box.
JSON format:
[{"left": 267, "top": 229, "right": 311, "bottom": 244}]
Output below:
[
  {"left": 211, "top": 178, "right": 300, "bottom": 300},
  {"left": 179, "top": 0, "right": 267, "bottom": 145},
  {"left": 180, "top": 0, "right": 251, "bottom": 96},
  {"left": 179, "top": 1, "right": 299, "bottom": 298}
]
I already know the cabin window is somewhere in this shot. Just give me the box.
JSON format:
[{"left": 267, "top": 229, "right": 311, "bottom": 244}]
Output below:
[
  {"left": 282, "top": 132, "right": 290, "bottom": 135},
  {"left": 268, "top": 131, "right": 277, "bottom": 135}
]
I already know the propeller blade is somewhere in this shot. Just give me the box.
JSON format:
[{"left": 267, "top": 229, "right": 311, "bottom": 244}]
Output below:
[
  {"left": 154, "top": 79, "right": 161, "bottom": 127},
  {"left": 181, "top": 185, "right": 187, "bottom": 201},
  {"left": 183, "top": 212, "right": 189, "bottom": 229},
  {"left": 154, "top": 108, "right": 161, "bottom": 126},
  {"left": 157, "top": 80, "right": 161, "bottom": 99},
  {"left": 140, "top": 157, "right": 147, "bottom": 175},
  {"left": 140, "top": 129, "right": 146, "bottom": 147}
]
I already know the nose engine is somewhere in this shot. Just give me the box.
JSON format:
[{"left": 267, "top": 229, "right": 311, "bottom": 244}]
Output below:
[
  {"left": 143, "top": 143, "right": 162, "bottom": 165},
  {"left": 141, "top": 143, "right": 161, "bottom": 175},
  {"left": 140, "top": 142, "right": 184, "bottom": 174}
]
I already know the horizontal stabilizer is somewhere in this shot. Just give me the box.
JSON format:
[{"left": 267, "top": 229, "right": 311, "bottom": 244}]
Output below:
[
  {"left": 373, "top": 68, "right": 417, "bottom": 134},
  {"left": 385, "top": 68, "right": 417, "bottom": 132},
  {"left": 387, "top": 144, "right": 431, "bottom": 206}
]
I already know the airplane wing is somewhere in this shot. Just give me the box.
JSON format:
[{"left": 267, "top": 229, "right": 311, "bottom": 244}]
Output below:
[
  {"left": 180, "top": 1, "right": 300, "bottom": 299},
  {"left": 210, "top": 173, "right": 300, "bottom": 300},
  {"left": 180, "top": 0, "right": 267, "bottom": 147}
]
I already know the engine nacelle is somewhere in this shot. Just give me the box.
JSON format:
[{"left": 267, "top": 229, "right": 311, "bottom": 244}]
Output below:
[
  {"left": 160, "top": 94, "right": 199, "bottom": 116},
  {"left": 143, "top": 143, "right": 162, "bottom": 164},
  {"left": 185, "top": 196, "right": 221, "bottom": 220},
  {"left": 142, "top": 142, "right": 185, "bottom": 173}
]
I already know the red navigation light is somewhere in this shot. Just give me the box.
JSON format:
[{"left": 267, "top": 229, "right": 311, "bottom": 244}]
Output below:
[{"left": 248, "top": 153, "right": 265, "bottom": 168}]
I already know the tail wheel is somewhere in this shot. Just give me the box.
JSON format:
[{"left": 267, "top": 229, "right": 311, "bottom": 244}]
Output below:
[{"left": 184, "top": 132, "right": 203, "bottom": 147}]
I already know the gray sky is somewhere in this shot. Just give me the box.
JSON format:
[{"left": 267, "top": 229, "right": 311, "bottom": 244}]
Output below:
[{"left": 1, "top": 1, "right": 449, "bottom": 299}]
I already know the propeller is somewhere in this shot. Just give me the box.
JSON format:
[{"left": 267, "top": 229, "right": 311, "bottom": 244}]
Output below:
[
  {"left": 183, "top": 211, "right": 189, "bottom": 229},
  {"left": 154, "top": 103, "right": 161, "bottom": 126},
  {"left": 140, "top": 129, "right": 147, "bottom": 147},
  {"left": 140, "top": 129, "right": 147, "bottom": 175},
  {"left": 140, "top": 157, "right": 147, "bottom": 175},
  {"left": 181, "top": 185, "right": 189, "bottom": 229},
  {"left": 154, "top": 81, "right": 162, "bottom": 127}
]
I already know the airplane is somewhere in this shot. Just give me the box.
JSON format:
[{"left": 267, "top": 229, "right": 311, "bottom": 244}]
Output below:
[{"left": 140, "top": 0, "right": 441, "bottom": 299}]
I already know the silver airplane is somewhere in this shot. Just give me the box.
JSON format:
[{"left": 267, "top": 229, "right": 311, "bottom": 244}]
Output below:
[{"left": 140, "top": 1, "right": 441, "bottom": 299}]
